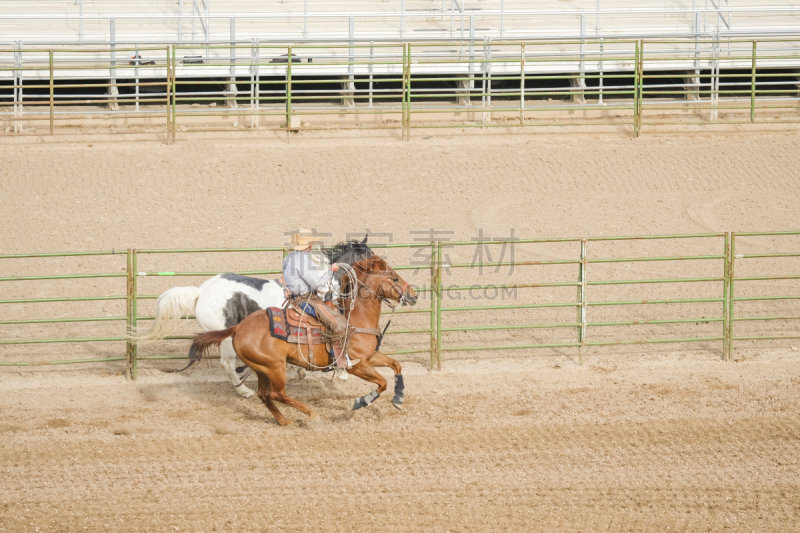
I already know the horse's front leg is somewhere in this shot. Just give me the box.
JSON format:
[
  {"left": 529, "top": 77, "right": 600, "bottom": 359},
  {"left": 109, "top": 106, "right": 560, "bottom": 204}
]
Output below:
[
  {"left": 220, "top": 337, "right": 255, "bottom": 398},
  {"left": 346, "top": 359, "right": 388, "bottom": 411},
  {"left": 369, "top": 351, "right": 405, "bottom": 410}
]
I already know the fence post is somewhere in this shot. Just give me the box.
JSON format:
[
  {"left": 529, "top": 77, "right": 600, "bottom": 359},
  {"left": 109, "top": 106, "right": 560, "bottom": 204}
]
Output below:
[
  {"left": 166, "top": 46, "right": 172, "bottom": 144},
  {"left": 750, "top": 40, "right": 756, "bottom": 123},
  {"left": 407, "top": 43, "right": 412, "bottom": 141},
  {"left": 251, "top": 38, "right": 260, "bottom": 130},
  {"left": 126, "top": 249, "right": 134, "bottom": 379},
  {"left": 501, "top": 0, "right": 505, "bottom": 38},
  {"left": 634, "top": 40, "right": 642, "bottom": 137},
  {"left": 402, "top": 43, "right": 411, "bottom": 141},
  {"left": 723, "top": 232, "right": 731, "bottom": 360},
  {"left": 727, "top": 233, "right": 736, "bottom": 360},
  {"left": 577, "top": 239, "right": 587, "bottom": 365},
  {"left": 286, "top": 45, "right": 292, "bottom": 139},
  {"left": 49, "top": 50, "right": 54, "bottom": 135},
  {"left": 435, "top": 241, "right": 443, "bottom": 370},
  {"left": 430, "top": 241, "right": 438, "bottom": 370},
  {"left": 520, "top": 43, "right": 525, "bottom": 126}
]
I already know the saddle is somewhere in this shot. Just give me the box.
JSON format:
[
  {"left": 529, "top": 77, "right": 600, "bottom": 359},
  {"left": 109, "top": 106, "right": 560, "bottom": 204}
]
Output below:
[{"left": 266, "top": 305, "right": 326, "bottom": 351}]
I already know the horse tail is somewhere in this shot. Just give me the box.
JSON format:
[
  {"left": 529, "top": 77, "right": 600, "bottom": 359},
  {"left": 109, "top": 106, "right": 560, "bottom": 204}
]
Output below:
[
  {"left": 166, "top": 327, "right": 238, "bottom": 373},
  {"left": 128, "top": 286, "right": 200, "bottom": 342}
]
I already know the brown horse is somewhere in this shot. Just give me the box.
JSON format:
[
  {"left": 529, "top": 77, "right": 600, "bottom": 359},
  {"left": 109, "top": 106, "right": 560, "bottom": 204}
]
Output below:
[{"left": 186, "top": 255, "right": 418, "bottom": 426}]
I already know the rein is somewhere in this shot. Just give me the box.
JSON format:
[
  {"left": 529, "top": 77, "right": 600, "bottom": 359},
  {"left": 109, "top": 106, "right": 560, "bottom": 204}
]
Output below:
[{"left": 337, "top": 262, "right": 407, "bottom": 351}]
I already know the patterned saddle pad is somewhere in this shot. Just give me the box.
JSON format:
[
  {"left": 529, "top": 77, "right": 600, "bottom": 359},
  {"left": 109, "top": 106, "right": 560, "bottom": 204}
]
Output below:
[{"left": 266, "top": 307, "right": 325, "bottom": 346}]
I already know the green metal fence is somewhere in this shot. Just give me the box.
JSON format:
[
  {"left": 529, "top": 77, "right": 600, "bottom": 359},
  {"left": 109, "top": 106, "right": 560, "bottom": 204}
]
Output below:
[
  {"left": 3, "top": 37, "right": 800, "bottom": 140},
  {"left": 1, "top": 232, "right": 799, "bottom": 376},
  {"left": 0, "top": 250, "right": 131, "bottom": 366}
]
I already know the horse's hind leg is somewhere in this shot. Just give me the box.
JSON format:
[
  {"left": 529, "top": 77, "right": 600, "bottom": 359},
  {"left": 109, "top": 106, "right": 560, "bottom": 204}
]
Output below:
[
  {"left": 221, "top": 337, "right": 255, "bottom": 399},
  {"left": 256, "top": 372, "right": 292, "bottom": 426},
  {"left": 264, "top": 363, "right": 321, "bottom": 424}
]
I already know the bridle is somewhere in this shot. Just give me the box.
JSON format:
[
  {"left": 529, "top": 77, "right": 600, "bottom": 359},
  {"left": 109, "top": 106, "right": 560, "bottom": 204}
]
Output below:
[{"left": 346, "top": 264, "right": 409, "bottom": 308}]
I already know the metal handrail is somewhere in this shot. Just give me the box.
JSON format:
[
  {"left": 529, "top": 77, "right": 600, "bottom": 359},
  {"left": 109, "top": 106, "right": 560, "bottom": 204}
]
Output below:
[{"left": 4, "top": 6, "right": 800, "bottom": 47}]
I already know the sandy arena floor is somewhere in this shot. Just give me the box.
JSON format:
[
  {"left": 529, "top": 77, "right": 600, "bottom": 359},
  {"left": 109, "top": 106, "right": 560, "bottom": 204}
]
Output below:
[{"left": 1, "top": 129, "right": 800, "bottom": 532}]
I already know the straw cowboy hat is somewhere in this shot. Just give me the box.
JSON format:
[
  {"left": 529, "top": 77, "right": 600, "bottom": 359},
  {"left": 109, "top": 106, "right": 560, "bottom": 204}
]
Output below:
[{"left": 291, "top": 228, "right": 323, "bottom": 251}]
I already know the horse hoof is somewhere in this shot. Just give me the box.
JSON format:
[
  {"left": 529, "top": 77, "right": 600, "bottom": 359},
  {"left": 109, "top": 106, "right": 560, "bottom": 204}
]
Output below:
[
  {"left": 309, "top": 416, "right": 322, "bottom": 424},
  {"left": 237, "top": 387, "right": 255, "bottom": 399},
  {"left": 392, "top": 401, "right": 403, "bottom": 411},
  {"left": 348, "top": 398, "right": 361, "bottom": 411}
]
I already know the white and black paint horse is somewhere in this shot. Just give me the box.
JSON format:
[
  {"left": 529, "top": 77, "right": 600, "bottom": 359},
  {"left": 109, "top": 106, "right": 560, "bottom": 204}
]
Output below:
[{"left": 130, "top": 239, "right": 374, "bottom": 398}]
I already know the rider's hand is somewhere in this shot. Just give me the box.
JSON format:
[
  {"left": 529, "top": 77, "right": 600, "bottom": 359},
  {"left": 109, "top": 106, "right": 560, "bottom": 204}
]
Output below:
[{"left": 330, "top": 264, "right": 340, "bottom": 272}]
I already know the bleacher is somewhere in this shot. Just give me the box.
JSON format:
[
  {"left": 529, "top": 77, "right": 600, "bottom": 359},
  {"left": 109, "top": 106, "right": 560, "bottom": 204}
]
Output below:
[{"left": 2, "top": 1, "right": 800, "bottom": 46}]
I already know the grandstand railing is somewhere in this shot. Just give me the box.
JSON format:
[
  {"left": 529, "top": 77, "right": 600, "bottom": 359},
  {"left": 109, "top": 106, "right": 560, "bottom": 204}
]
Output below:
[{"left": 1, "top": 37, "right": 799, "bottom": 138}]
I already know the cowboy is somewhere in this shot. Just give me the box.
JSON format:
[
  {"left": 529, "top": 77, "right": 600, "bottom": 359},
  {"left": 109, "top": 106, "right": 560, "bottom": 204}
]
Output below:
[{"left": 283, "top": 229, "right": 356, "bottom": 369}]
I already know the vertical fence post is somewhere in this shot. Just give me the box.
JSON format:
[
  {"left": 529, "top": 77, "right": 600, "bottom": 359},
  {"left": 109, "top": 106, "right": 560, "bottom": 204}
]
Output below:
[
  {"left": 577, "top": 239, "right": 587, "bottom": 365},
  {"left": 634, "top": 40, "right": 642, "bottom": 137},
  {"left": 501, "top": 0, "right": 505, "bottom": 39},
  {"left": 484, "top": 36, "right": 491, "bottom": 125},
  {"left": 580, "top": 12, "right": 586, "bottom": 77},
  {"left": 49, "top": 50, "right": 54, "bottom": 135},
  {"left": 407, "top": 43, "right": 412, "bottom": 141},
  {"left": 126, "top": 249, "right": 134, "bottom": 379},
  {"left": 728, "top": 233, "right": 736, "bottom": 360},
  {"left": 750, "top": 40, "right": 756, "bottom": 123},
  {"left": 172, "top": 46, "right": 178, "bottom": 144},
  {"left": 710, "top": 37, "right": 719, "bottom": 122},
  {"left": 166, "top": 46, "right": 171, "bottom": 143},
  {"left": 723, "top": 232, "right": 731, "bottom": 360},
  {"left": 599, "top": 37, "right": 604, "bottom": 104},
  {"left": 402, "top": 43, "right": 411, "bottom": 141},
  {"left": 167, "top": 45, "right": 174, "bottom": 144},
  {"left": 286, "top": 45, "right": 292, "bottom": 139},
  {"left": 303, "top": 0, "right": 308, "bottom": 39},
  {"left": 135, "top": 45, "right": 140, "bottom": 112},
  {"left": 401, "top": 43, "right": 406, "bottom": 139},
  {"left": 435, "top": 241, "right": 443, "bottom": 370},
  {"left": 251, "top": 38, "right": 260, "bottom": 130},
  {"left": 519, "top": 43, "right": 525, "bottom": 126},
  {"left": 109, "top": 18, "right": 118, "bottom": 111},
  {"left": 401, "top": 0, "right": 405, "bottom": 38},
  {"left": 130, "top": 249, "right": 140, "bottom": 380},
  {"left": 13, "top": 41, "right": 21, "bottom": 134},
  {"left": 369, "top": 41, "right": 374, "bottom": 108},
  {"left": 430, "top": 241, "right": 437, "bottom": 370}
]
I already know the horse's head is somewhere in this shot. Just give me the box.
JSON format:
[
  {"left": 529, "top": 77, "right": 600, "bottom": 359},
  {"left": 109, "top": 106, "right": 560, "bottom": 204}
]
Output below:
[{"left": 349, "top": 256, "right": 418, "bottom": 306}]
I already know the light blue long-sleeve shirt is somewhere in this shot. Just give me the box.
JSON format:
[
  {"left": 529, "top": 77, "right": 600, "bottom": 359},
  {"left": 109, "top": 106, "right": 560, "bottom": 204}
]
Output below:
[{"left": 282, "top": 251, "right": 333, "bottom": 295}]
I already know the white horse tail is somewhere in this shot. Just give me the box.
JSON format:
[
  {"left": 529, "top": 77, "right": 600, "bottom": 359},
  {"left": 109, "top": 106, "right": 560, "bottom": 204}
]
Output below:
[{"left": 128, "top": 286, "right": 201, "bottom": 342}]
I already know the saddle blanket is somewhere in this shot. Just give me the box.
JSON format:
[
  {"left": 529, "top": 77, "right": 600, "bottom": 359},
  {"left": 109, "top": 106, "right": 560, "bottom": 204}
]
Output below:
[{"left": 266, "top": 307, "right": 324, "bottom": 345}]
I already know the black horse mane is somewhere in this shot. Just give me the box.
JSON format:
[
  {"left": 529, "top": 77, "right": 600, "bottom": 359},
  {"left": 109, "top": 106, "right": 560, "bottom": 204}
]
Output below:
[{"left": 322, "top": 239, "right": 373, "bottom": 265}]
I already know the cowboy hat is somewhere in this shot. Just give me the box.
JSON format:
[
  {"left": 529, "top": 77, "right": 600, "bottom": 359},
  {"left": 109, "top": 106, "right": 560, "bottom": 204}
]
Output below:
[{"left": 291, "top": 228, "right": 323, "bottom": 251}]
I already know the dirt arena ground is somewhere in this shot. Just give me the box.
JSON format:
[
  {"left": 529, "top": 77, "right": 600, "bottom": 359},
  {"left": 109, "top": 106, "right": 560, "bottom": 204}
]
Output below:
[{"left": 1, "top": 129, "right": 800, "bottom": 532}]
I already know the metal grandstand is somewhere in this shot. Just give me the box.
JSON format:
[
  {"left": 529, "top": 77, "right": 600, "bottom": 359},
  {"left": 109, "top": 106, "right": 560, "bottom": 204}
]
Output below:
[
  {"left": 1, "top": 1, "right": 799, "bottom": 46},
  {"left": 1, "top": 2, "right": 799, "bottom": 136}
]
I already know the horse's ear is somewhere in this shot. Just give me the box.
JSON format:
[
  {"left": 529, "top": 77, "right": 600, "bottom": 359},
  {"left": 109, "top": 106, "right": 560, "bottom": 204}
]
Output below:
[{"left": 362, "top": 234, "right": 368, "bottom": 244}]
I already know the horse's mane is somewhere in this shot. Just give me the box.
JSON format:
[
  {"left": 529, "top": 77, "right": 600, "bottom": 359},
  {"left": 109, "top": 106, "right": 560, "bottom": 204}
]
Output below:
[{"left": 322, "top": 239, "right": 373, "bottom": 265}]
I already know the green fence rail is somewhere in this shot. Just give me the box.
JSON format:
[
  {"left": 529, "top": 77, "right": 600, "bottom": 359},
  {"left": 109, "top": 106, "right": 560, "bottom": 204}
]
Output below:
[
  {"left": 1, "top": 232, "right": 799, "bottom": 376},
  {"left": 2, "top": 37, "right": 800, "bottom": 140}
]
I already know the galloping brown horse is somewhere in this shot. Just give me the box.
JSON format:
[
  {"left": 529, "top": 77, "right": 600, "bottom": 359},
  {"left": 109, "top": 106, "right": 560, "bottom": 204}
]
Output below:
[{"left": 186, "top": 255, "right": 418, "bottom": 426}]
